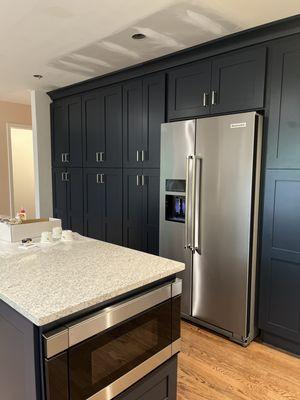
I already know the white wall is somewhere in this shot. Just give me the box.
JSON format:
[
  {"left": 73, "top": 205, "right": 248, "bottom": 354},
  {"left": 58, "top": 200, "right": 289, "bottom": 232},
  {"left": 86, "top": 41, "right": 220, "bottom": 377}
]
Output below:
[
  {"left": 31, "top": 90, "right": 53, "bottom": 218},
  {"left": 10, "top": 127, "right": 36, "bottom": 218}
]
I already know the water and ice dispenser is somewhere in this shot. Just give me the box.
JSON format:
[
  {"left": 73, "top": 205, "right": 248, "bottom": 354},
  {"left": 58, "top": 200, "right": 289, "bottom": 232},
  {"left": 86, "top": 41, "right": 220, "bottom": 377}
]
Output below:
[{"left": 164, "top": 179, "right": 186, "bottom": 223}]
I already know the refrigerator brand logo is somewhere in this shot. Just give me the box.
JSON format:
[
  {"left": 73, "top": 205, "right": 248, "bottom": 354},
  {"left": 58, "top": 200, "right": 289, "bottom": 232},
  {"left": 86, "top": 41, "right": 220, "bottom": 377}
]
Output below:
[{"left": 230, "top": 122, "right": 247, "bottom": 128}]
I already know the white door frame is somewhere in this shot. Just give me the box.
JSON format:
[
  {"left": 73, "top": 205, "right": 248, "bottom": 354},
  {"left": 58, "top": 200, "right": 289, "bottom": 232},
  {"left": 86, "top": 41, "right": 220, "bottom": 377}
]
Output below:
[{"left": 6, "top": 123, "right": 33, "bottom": 217}]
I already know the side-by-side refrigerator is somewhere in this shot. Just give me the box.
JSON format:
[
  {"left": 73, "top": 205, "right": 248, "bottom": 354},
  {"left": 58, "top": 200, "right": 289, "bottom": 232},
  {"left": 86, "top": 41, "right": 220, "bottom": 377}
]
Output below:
[{"left": 159, "top": 112, "right": 262, "bottom": 345}]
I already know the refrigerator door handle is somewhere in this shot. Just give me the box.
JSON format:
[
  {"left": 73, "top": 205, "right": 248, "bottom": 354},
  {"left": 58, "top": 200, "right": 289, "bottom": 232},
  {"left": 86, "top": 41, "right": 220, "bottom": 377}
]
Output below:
[
  {"left": 193, "top": 156, "right": 202, "bottom": 254},
  {"left": 185, "top": 155, "right": 193, "bottom": 250}
]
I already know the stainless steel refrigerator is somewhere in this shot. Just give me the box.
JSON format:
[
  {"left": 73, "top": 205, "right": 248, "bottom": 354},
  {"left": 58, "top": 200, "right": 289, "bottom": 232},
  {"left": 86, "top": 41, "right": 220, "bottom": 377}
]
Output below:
[{"left": 159, "top": 112, "right": 262, "bottom": 345}]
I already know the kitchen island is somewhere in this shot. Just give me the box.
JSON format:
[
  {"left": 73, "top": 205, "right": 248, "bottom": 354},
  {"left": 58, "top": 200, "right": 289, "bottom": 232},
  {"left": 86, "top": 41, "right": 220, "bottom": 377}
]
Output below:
[{"left": 0, "top": 234, "right": 184, "bottom": 400}]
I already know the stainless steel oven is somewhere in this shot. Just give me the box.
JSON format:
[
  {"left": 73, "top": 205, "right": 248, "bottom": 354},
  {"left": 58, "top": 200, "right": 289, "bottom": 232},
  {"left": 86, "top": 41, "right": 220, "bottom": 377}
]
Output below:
[{"left": 43, "top": 279, "right": 182, "bottom": 400}]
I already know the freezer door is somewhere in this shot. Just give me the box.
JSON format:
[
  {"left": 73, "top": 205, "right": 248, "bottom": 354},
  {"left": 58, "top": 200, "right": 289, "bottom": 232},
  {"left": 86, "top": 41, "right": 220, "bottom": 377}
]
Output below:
[
  {"left": 159, "top": 120, "right": 195, "bottom": 316},
  {"left": 192, "top": 112, "right": 258, "bottom": 337}
]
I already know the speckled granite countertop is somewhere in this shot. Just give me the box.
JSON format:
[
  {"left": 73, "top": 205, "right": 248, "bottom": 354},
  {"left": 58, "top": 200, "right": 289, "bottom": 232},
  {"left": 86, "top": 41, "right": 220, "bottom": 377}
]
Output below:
[{"left": 0, "top": 235, "right": 184, "bottom": 326}]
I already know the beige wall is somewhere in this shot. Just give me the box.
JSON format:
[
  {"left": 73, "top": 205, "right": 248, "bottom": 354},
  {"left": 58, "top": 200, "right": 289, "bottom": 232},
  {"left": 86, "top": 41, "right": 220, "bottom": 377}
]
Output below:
[{"left": 0, "top": 101, "right": 31, "bottom": 216}]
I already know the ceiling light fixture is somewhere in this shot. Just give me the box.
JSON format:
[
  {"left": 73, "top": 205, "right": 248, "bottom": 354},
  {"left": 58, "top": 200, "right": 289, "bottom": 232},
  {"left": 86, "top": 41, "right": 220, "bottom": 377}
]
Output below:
[
  {"left": 33, "top": 74, "right": 43, "bottom": 79},
  {"left": 131, "top": 33, "right": 146, "bottom": 40}
]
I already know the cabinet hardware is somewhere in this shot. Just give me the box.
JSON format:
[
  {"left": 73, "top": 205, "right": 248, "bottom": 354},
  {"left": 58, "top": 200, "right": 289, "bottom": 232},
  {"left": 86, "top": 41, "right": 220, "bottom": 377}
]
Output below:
[
  {"left": 61, "top": 172, "right": 65, "bottom": 181},
  {"left": 65, "top": 153, "right": 70, "bottom": 163},
  {"left": 61, "top": 153, "right": 65, "bottom": 163},
  {"left": 96, "top": 173, "right": 104, "bottom": 184},
  {"left": 64, "top": 172, "right": 69, "bottom": 182},
  {"left": 211, "top": 90, "right": 217, "bottom": 105},
  {"left": 203, "top": 93, "right": 209, "bottom": 107},
  {"left": 141, "top": 175, "right": 145, "bottom": 186},
  {"left": 141, "top": 150, "right": 145, "bottom": 162},
  {"left": 96, "top": 152, "right": 105, "bottom": 163},
  {"left": 136, "top": 150, "right": 140, "bottom": 162},
  {"left": 136, "top": 174, "right": 140, "bottom": 186}
]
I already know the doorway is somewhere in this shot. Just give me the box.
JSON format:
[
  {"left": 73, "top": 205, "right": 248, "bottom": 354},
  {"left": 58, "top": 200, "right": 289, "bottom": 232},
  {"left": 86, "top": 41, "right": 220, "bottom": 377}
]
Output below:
[{"left": 7, "top": 124, "right": 36, "bottom": 219}]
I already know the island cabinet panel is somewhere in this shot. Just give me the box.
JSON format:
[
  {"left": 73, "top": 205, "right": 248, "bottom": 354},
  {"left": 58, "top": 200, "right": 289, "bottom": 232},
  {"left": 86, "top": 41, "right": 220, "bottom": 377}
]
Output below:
[
  {"left": 123, "top": 74, "right": 165, "bottom": 169},
  {"left": 0, "top": 300, "right": 38, "bottom": 400},
  {"left": 51, "top": 96, "right": 82, "bottom": 167},
  {"left": 266, "top": 35, "right": 300, "bottom": 168},
  {"left": 167, "top": 46, "right": 266, "bottom": 120},
  {"left": 115, "top": 357, "right": 177, "bottom": 400},
  {"left": 82, "top": 85, "right": 122, "bottom": 168},
  {"left": 52, "top": 168, "right": 84, "bottom": 235},
  {"left": 84, "top": 168, "right": 123, "bottom": 245},
  {"left": 259, "top": 170, "right": 300, "bottom": 355},
  {"left": 168, "top": 60, "right": 211, "bottom": 120},
  {"left": 210, "top": 46, "right": 266, "bottom": 114},
  {"left": 123, "top": 168, "right": 160, "bottom": 255}
]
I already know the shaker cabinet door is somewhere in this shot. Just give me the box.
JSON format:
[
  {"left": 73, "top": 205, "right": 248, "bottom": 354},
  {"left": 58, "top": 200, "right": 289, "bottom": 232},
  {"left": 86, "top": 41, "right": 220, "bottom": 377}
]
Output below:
[
  {"left": 142, "top": 74, "right": 165, "bottom": 169},
  {"left": 51, "top": 96, "right": 82, "bottom": 167},
  {"left": 66, "top": 168, "right": 84, "bottom": 235},
  {"left": 123, "top": 80, "right": 143, "bottom": 168},
  {"left": 83, "top": 86, "right": 122, "bottom": 168},
  {"left": 82, "top": 91, "right": 104, "bottom": 167},
  {"left": 211, "top": 46, "right": 266, "bottom": 114},
  {"left": 84, "top": 168, "right": 122, "bottom": 245},
  {"left": 266, "top": 36, "right": 300, "bottom": 168},
  {"left": 123, "top": 169, "right": 143, "bottom": 251},
  {"left": 168, "top": 60, "right": 211, "bottom": 120},
  {"left": 52, "top": 168, "right": 68, "bottom": 229},
  {"left": 259, "top": 170, "right": 300, "bottom": 353},
  {"left": 142, "top": 169, "right": 160, "bottom": 255}
]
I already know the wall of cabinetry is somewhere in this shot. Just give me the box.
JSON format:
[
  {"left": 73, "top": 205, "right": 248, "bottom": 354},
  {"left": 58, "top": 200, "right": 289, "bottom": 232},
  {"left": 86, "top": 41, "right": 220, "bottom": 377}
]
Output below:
[{"left": 49, "top": 18, "right": 300, "bottom": 354}]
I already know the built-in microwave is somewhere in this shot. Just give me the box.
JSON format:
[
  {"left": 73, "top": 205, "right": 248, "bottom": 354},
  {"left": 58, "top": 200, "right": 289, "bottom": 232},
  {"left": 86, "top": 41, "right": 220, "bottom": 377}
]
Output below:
[{"left": 43, "top": 279, "right": 182, "bottom": 400}]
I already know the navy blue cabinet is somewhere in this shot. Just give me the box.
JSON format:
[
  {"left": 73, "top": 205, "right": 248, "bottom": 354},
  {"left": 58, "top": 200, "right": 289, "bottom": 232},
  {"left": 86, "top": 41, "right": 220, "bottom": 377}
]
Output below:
[
  {"left": 51, "top": 96, "right": 82, "bottom": 167},
  {"left": 266, "top": 36, "right": 300, "bottom": 169},
  {"left": 123, "top": 169, "right": 160, "bottom": 254},
  {"left": 123, "top": 74, "right": 165, "bottom": 169},
  {"left": 52, "top": 168, "right": 84, "bottom": 234},
  {"left": 84, "top": 168, "right": 122, "bottom": 245},
  {"left": 82, "top": 85, "right": 122, "bottom": 168},
  {"left": 259, "top": 170, "right": 300, "bottom": 354},
  {"left": 168, "top": 46, "right": 266, "bottom": 120}
]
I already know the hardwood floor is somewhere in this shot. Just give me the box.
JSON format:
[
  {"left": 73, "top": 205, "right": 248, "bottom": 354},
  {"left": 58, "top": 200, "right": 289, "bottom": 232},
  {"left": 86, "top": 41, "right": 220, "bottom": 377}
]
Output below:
[{"left": 178, "top": 321, "right": 300, "bottom": 400}]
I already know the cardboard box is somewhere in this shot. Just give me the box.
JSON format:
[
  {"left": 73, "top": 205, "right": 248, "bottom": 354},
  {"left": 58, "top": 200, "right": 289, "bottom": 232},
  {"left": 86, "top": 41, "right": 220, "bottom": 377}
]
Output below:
[{"left": 0, "top": 218, "right": 61, "bottom": 242}]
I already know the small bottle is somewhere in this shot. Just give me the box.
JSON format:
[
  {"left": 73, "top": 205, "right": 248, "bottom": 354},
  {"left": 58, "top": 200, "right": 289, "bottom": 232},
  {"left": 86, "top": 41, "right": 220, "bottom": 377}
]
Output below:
[{"left": 17, "top": 207, "right": 27, "bottom": 221}]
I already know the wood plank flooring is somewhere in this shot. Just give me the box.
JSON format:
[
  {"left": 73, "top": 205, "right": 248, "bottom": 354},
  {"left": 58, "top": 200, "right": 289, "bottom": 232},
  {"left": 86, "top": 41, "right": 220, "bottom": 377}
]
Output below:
[{"left": 178, "top": 321, "right": 300, "bottom": 400}]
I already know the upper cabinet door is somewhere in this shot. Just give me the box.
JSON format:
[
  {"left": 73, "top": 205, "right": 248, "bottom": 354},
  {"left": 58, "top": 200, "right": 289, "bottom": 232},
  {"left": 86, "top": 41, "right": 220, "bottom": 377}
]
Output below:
[
  {"left": 51, "top": 96, "right": 82, "bottom": 167},
  {"left": 142, "top": 74, "right": 166, "bottom": 168},
  {"left": 266, "top": 36, "right": 300, "bottom": 169},
  {"left": 123, "top": 80, "right": 143, "bottom": 168},
  {"left": 167, "top": 60, "right": 211, "bottom": 120},
  {"left": 82, "top": 90, "right": 104, "bottom": 167},
  {"left": 210, "top": 46, "right": 266, "bottom": 114},
  {"left": 83, "top": 86, "right": 122, "bottom": 168},
  {"left": 84, "top": 168, "right": 122, "bottom": 245},
  {"left": 51, "top": 102, "right": 68, "bottom": 167}
]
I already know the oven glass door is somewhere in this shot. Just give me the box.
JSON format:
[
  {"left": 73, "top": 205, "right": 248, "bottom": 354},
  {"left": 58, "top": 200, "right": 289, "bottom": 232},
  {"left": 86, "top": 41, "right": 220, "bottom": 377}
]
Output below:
[{"left": 68, "top": 299, "right": 172, "bottom": 400}]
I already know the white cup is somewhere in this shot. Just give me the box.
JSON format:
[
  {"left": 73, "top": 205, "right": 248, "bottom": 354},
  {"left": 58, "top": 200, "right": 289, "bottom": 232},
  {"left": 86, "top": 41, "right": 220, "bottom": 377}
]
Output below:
[
  {"left": 61, "top": 230, "right": 73, "bottom": 241},
  {"left": 41, "top": 231, "right": 53, "bottom": 243},
  {"left": 52, "top": 226, "right": 62, "bottom": 239}
]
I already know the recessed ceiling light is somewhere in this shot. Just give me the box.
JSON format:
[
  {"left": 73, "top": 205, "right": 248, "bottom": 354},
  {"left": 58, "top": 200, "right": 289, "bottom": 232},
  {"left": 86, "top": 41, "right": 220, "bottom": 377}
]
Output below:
[
  {"left": 131, "top": 33, "right": 146, "bottom": 40},
  {"left": 33, "top": 74, "right": 43, "bottom": 79}
]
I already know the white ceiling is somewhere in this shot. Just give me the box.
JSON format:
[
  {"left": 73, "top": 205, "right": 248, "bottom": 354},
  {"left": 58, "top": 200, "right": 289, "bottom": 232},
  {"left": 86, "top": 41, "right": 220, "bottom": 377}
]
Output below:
[{"left": 1, "top": 0, "right": 300, "bottom": 104}]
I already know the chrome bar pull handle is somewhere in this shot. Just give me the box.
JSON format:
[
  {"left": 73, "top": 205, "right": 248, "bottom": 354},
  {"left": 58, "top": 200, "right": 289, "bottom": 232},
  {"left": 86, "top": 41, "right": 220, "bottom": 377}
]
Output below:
[
  {"left": 61, "top": 153, "right": 65, "bottom": 163},
  {"left": 211, "top": 90, "right": 217, "bottom": 105},
  {"left": 61, "top": 172, "right": 65, "bottom": 181},
  {"left": 193, "top": 156, "right": 202, "bottom": 254},
  {"left": 136, "top": 150, "right": 140, "bottom": 162},
  {"left": 65, "top": 153, "right": 69, "bottom": 163},
  {"left": 96, "top": 174, "right": 104, "bottom": 184},
  {"left": 141, "top": 150, "right": 145, "bottom": 162},
  {"left": 136, "top": 174, "right": 140, "bottom": 186},
  {"left": 99, "top": 152, "right": 104, "bottom": 162},
  {"left": 184, "top": 155, "right": 193, "bottom": 250},
  {"left": 202, "top": 92, "right": 209, "bottom": 107},
  {"left": 141, "top": 174, "right": 145, "bottom": 186},
  {"left": 64, "top": 172, "right": 69, "bottom": 182},
  {"left": 96, "top": 152, "right": 100, "bottom": 162}
]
